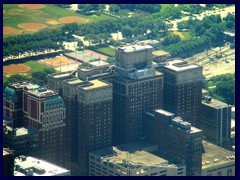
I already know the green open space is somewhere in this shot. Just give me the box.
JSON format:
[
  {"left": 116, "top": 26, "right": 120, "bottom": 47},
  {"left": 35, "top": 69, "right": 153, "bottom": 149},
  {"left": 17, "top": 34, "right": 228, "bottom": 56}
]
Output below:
[
  {"left": 169, "top": 31, "right": 191, "bottom": 40},
  {"left": 3, "top": 4, "right": 113, "bottom": 37},
  {"left": 23, "top": 60, "right": 50, "bottom": 74},
  {"left": 97, "top": 46, "right": 115, "bottom": 56}
]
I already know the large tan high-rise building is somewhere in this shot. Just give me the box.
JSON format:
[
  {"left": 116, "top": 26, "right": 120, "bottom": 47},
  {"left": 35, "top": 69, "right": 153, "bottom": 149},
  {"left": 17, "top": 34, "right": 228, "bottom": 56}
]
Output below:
[{"left": 113, "top": 45, "right": 163, "bottom": 145}]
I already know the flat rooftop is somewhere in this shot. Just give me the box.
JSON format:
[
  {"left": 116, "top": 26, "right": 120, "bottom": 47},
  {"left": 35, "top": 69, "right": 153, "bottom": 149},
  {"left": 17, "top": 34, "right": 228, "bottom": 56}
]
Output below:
[
  {"left": 92, "top": 141, "right": 168, "bottom": 167},
  {"left": 14, "top": 156, "right": 70, "bottom": 176},
  {"left": 117, "top": 45, "right": 152, "bottom": 53},
  {"left": 165, "top": 60, "right": 199, "bottom": 72},
  {"left": 28, "top": 87, "right": 58, "bottom": 97},
  {"left": 67, "top": 79, "right": 83, "bottom": 85},
  {"left": 202, "top": 141, "right": 235, "bottom": 169},
  {"left": 3, "top": 149, "right": 13, "bottom": 156},
  {"left": 155, "top": 109, "right": 174, "bottom": 117},
  {"left": 50, "top": 72, "right": 72, "bottom": 79},
  {"left": 202, "top": 98, "right": 228, "bottom": 109},
  {"left": 10, "top": 82, "right": 39, "bottom": 90},
  {"left": 152, "top": 50, "right": 170, "bottom": 56},
  {"left": 81, "top": 79, "right": 110, "bottom": 90},
  {"left": 90, "top": 60, "right": 110, "bottom": 67}
]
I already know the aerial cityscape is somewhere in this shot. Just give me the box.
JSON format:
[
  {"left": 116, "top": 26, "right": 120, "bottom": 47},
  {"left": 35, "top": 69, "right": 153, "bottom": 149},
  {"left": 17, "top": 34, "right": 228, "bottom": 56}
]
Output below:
[{"left": 3, "top": 4, "right": 235, "bottom": 176}]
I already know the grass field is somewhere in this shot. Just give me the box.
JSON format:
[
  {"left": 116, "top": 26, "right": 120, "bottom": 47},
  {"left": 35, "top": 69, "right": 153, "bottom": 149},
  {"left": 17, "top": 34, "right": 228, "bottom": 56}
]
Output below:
[
  {"left": 23, "top": 60, "right": 50, "bottom": 74},
  {"left": 3, "top": 4, "right": 113, "bottom": 37},
  {"left": 97, "top": 47, "right": 115, "bottom": 56},
  {"left": 170, "top": 31, "right": 191, "bottom": 40},
  {"left": 3, "top": 60, "right": 54, "bottom": 84},
  {"left": 3, "top": 75, "right": 8, "bottom": 83}
]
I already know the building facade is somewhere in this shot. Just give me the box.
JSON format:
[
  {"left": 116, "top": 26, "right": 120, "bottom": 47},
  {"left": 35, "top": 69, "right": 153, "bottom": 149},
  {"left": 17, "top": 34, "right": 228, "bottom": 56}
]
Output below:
[
  {"left": 3, "top": 124, "right": 39, "bottom": 157},
  {"left": 47, "top": 71, "right": 74, "bottom": 96},
  {"left": 201, "top": 96, "right": 231, "bottom": 148},
  {"left": 144, "top": 109, "right": 202, "bottom": 176},
  {"left": 62, "top": 79, "right": 113, "bottom": 175},
  {"left": 4, "top": 82, "right": 66, "bottom": 166},
  {"left": 3, "top": 148, "right": 14, "bottom": 176},
  {"left": 3, "top": 85, "right": 26, "bottom": 128},
  {"left": 113, "top": 45, "right": 163, "bottom": 145},
  {"left": 161, "top": 60, "right": 202, "bottom": 128}
]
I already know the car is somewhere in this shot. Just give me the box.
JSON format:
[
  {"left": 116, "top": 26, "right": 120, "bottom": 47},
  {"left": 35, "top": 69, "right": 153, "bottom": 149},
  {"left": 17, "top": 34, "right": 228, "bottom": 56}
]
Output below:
[{"left": 204, "top": 68, "right": 209, "bottom": 71}]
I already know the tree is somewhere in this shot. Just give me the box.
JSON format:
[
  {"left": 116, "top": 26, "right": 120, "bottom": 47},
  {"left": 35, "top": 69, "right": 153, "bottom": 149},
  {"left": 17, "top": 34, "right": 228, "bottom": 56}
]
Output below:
[
  {"left": 109, "top": 4, "right": 120, "bottom": 13},
  {"left": 122, "top": 26, "right": 133, "bottom": 38}
]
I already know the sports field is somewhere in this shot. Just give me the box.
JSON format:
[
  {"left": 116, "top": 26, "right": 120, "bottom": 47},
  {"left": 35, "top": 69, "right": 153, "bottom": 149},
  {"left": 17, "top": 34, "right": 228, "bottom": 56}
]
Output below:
[
  {"left": 3, "top": 4, "right": 113, "bottom": 37},
  {"left": 65, "top": 49, "right": 109, "bottom": 63},
  {"left": 39, "top": 56, "right": 79, "bottom": 67},
  {"left": 3, "top": 60, "right": 53, "bottom": 77}
]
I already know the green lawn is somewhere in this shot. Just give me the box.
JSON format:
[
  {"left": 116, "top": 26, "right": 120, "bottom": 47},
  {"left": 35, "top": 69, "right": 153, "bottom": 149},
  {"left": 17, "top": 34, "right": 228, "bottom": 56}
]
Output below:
[
  {"left": 3, "top": 75, "right": 8, "bottom": 83},
  {"left": 179, "top": 31, "right": 191, "bottom": 40},
  {"left": 160, "top": 4, "right": 175, "bottom": 11},
  {"left": 97, "top": 47, "right": 115, "bottom": 56},
  {"left": 169, "top": 31, "right": 192, "bottom": 40},
  {"left": 23, "top": 60, "right": 51, "bottom": 74}
]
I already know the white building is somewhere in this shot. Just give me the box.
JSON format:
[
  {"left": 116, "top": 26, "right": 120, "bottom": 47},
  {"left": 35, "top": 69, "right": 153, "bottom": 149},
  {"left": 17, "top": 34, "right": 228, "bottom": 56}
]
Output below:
[{"left": 14, "top": 156, "right": 70, "bottom": 176}]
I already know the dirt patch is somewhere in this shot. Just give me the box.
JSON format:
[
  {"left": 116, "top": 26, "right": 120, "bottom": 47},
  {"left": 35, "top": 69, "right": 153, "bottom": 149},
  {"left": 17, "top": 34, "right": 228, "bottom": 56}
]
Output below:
[
  {"left": 58, "top": 16, "right": 88, "bottom": 23},
  {"left": 46, "top": 20, "right": 61, "bottom": 25},
  {"left": 3, "top": 64, "right": 30, "bottom": 74},
  {"left": 3, "top": 27, "right": 22, "bottom": 34},
  {"left": 18, "top": 23, "right": 47, "bottom": 31},
  {"left": 172, "top": 31, "right": 184, "bottom": 39},
  {"left": 19, "top": 4, "right": 46, "bottom": 10},
  {"left": 39, "top": 56, "right": 78, "bottom": 67},
  {"left": 3, "top": 10, "right": 6, "bottom": 14}
]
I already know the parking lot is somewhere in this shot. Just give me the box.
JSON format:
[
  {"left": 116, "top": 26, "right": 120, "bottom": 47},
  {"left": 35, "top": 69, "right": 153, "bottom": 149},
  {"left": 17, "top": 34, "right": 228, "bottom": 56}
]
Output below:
[{"left": 185, "top": 44, "right": 235, "bottom": 79}]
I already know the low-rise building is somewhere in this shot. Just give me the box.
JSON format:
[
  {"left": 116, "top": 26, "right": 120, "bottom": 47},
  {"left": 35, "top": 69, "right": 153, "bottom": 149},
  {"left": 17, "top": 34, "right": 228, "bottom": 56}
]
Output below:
[
  {"left": 14, "top": 156, "right": 70, "bottom": 176},
  {"left": 202, "top": 141, "right": 235, "bottom": 176},
  {"left": 77, "top": 60, "right": 111, "bottom": 80},
  {"left": 89, "top": 141, "right": 186, "bottom": 176},
  {"left": 152, "top": 50, "right": 171, "bottom": 63}
]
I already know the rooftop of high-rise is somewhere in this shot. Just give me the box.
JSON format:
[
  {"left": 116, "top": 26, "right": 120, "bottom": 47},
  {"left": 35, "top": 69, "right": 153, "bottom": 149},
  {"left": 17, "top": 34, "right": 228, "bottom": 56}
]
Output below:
[
  {"left": 116, "top": 44, "right": 152, "bottom": 53},
  {"left": 202, "top": 96, "right": 229, "bottom": 109},
  {"left": 81, "top": 79, "right": 111, "bottom": 90},
  {"left": 164, "top": 60, "right": 200, "bottom": 72},
  {"left": 48, "top": 71, "right": 73, "bottom": 79}
]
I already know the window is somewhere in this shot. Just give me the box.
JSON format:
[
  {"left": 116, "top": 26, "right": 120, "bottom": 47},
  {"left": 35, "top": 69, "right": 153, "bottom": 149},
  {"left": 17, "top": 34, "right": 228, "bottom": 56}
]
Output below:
[{"left": 227, "top": 169, "right": 232, "bottom": 176}]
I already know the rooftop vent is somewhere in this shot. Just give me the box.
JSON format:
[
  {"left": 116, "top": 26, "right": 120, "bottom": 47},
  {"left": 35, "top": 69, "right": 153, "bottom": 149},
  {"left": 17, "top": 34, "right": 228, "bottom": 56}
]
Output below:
[{"left": 205, "top": 161, "right": 210, "bottom": 165}]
